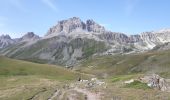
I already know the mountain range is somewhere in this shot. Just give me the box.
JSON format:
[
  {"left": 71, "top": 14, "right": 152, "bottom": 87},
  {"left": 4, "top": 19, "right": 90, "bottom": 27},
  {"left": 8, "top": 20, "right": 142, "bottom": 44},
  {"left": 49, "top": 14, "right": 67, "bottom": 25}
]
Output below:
[{"left": 0, "top": 17, "right": 170, "bottom": 66}]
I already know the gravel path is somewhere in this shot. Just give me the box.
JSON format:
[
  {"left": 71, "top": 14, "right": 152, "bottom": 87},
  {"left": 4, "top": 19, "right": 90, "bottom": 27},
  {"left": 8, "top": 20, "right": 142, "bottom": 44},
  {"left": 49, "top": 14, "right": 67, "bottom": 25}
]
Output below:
[{"left": 73, "top": 87, "right": 101, "bottom": 100}]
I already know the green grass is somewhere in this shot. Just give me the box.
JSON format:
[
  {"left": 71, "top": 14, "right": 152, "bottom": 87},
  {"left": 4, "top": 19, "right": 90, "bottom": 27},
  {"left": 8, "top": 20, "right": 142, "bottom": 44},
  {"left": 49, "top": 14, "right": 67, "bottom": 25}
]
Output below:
[
  {"left": 0, "top": 52, "right": 170, "bottom": 100},
  {"left": 0, "top": 56, "right": 90, "bottom": 100},
  {"left": 0, "top": 56, "right": 81, "bottom": 80},
  {"left": 111, "top": 75, "right": 136, "bottom": 82},
  {"left": 77, "top": 50, "right": 170, "bottom": 78},
  {"left": 124, "top": 80, "right": 151, "bottom": 90}
]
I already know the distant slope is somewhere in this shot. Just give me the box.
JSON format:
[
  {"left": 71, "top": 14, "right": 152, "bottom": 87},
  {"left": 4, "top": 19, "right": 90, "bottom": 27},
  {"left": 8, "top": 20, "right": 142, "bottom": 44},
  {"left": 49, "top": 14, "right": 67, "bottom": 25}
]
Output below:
[
  {"left": 76, "top": 50, "right": 170, "bottom": 78},
  {"left": 0, "top": 56, "right": 79, "bottom": 80},
  {"left": 1, "top": 36, "right": 108, "bottom": 66},
  {"left": 0, "top": 56, "right": 90, "bottom": 100}
]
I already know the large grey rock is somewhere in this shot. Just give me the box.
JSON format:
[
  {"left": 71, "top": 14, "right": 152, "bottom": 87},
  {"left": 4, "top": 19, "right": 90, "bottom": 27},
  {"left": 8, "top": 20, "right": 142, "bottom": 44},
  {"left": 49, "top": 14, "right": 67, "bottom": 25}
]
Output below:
[{"left": 140, "top": 74, "right": 169, "bottom": 91}]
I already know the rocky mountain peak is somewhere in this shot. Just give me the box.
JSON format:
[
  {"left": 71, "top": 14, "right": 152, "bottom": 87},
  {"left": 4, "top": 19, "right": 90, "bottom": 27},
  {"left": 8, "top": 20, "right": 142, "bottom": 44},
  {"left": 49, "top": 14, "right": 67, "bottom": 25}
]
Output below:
[
  {"left": 86, "top": 19, "right": 105, "bottom": 33},
  {"left": 86, "top": 19, "right": 95, "bottom": 25},
  {"left": 46, "top": 17, "right": 86, "bottom": 36},
  {"left": 0, "top": 34, "right": 11, "bottom": 39},
  {"left": 69, "top": 17, "right": 82, "bottom": 21},
  {"left": 23, "top": 32, "right": 36, "bottom": 37},
  {"left": 20, "top": 32, "right": 40, "bottom": 42},
  {"left": 0, "top": 34, "right": 14, "bottom": 48},
  {"left": 46, "top": 17, "right": 107, "bottom": 36},
  {"left": 156, "top": 28, "right": 170, "bottom": 33}
]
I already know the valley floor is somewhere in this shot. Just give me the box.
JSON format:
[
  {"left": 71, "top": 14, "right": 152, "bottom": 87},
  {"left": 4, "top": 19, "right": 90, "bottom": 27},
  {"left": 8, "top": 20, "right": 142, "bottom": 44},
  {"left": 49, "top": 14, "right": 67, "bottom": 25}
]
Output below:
[
  {"left": 0, "top": 75, "right": 170, "bottom": 100},
  {"left": 0, "top": 56, "right": 170, "bottom": 100}
]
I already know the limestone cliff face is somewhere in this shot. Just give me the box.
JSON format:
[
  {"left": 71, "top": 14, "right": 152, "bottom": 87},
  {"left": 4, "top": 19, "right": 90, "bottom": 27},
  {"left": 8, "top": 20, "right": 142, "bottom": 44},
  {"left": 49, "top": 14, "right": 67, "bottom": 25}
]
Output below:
[
  {"left": 46, "top": 17, "right": 86, "bottom": 35},
  {"left": 46, "top": 17, "right": 106, "bottom": 36},
  {"left": 86, "top": 19, "right": 105, "bottom": 33},
  {"left": 45, "top": 17, "right": 170, "bottom": 50}
]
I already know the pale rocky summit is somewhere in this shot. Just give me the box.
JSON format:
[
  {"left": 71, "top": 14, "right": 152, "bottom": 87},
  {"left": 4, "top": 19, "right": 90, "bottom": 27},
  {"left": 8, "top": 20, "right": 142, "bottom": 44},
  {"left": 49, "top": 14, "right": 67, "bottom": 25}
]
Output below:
[
  {"left": 20, "top": 32, "right": 40, "bottom": 42},
  {"left": 46, "top": 17, "right": 106, "bottom": 36},
  {"left": 0, "top": 34, "right": 11, "bottom": 39},
  {"left": 46, "top": 17, "right": 86, "bottom": 35},
  {"left": 86, "top": 19, "right": 105, "bottom": 33},
  {"left": 134, "top": 31, "right": 170, "bottom": 49},
  {"left": 0, "top": 35, "right": 15, "bottom": 48}
]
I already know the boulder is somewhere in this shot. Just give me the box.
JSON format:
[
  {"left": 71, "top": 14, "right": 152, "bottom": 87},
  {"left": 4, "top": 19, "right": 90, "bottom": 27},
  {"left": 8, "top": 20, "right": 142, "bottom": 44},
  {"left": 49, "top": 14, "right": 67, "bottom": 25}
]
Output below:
[
  {"left": 139, "top": 74, "right": 169, "bottom": 91},
  {"left": 124, "top": 79, "right": 134, "bottom": 84}
]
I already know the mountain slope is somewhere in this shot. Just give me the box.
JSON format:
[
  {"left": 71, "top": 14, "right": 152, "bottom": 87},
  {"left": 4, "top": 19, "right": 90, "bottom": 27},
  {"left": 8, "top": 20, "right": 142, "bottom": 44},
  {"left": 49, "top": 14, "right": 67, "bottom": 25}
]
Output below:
[
  {"left": 0, "top": 56, "right": 79, "bottom": 79},
  {"left": 1, "top": 17, "right": 170, "bottom": 66},
  {"left": 76, "top": 50, "right": 170, "bottom": 78},
  {"left": 0, "top": 35, "right": 15, "bottom": 48},
  {"left": 1, "top": 36, "right": 108, "bottom": 66}
]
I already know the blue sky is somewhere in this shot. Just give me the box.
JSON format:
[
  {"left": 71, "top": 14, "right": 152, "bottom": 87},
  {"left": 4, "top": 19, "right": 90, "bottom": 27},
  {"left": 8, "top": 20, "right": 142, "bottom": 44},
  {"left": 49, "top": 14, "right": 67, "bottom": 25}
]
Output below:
[{"left": 0, "top": 0, "right": 170, "bottom": 38}]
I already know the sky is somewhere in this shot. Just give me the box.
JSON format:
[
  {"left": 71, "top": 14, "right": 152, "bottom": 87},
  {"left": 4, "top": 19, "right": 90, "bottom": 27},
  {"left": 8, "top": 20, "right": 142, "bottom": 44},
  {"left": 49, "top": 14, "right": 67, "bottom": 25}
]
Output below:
[{"left": 0, "top": 0, "right": 170, "bottom": 38}]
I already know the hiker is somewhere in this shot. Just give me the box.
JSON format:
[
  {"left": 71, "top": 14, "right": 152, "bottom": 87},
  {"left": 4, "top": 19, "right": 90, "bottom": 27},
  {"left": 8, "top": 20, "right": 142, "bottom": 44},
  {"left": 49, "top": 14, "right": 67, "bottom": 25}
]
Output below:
[{"left": 78, "top": 77, "right": 81, "bottom": 81}]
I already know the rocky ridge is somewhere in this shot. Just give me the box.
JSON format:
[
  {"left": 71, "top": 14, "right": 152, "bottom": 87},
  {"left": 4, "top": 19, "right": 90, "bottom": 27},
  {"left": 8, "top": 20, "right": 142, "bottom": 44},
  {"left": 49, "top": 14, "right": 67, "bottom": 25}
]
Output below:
[
  {"left": 0, "top": 35, "right": 15, "bottom": 48},
  {"left": 1, "top": 17, "right": 170, "bottom": 66}
]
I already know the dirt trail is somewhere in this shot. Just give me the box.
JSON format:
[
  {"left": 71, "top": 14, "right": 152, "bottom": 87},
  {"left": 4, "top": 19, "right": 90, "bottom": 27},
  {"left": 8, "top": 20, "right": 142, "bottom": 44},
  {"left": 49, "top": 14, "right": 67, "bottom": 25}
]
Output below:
[
  {"left": 47, "top": 90, "right": 60, "bottom": 100},
  {"left": 73, "top": 87, "right": 101, "bottom": 100},
  {"left": 27, "top": 88, "right": 47, "bottom": 100}
]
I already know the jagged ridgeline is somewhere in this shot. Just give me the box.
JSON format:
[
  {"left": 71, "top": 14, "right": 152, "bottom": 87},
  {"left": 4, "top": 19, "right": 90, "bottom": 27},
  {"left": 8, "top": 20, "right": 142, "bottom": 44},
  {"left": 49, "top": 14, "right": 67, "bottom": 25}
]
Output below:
[{"left": 1, "top": 17, "right": 170, "bottom": 66}]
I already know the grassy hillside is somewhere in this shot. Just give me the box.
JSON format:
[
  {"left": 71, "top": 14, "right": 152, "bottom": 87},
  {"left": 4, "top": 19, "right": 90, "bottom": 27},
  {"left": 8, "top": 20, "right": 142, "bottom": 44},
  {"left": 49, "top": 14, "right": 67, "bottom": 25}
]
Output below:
[
  {"left": 76, "top": 50, "right": 170, "bottom": 78},
  {"left": 0, "top": 56, "right": 90, "bottom": 100},
  {"left": 0, "top": 52, "right": 170, "bottom": 100},
  {"left": 0, "top": 56, "right": 81, "bottom": 80}
]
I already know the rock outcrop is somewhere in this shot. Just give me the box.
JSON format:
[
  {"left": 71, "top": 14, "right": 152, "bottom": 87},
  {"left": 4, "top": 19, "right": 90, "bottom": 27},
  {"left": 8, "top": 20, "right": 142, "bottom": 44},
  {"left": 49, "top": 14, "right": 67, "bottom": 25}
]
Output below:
[{"left": 140, "top": 74, "right": 169, "bottom": 91}]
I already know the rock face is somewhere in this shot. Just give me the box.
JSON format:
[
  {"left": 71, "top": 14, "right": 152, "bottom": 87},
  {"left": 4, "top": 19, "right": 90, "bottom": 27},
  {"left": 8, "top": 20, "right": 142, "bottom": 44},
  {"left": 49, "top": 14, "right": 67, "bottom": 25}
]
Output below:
[
  {"left": 1, "top": 17, "right": 170, "bottom": 66},
  {"left": 45, "top": 17, "right": 170, "bottom": 51},
  {"left": 0, "top": 35, "right": 15, "bottom": 48},
  {"left": 152, "top": 42, "right": 170, "bottom": 51},
  {"left": 140, "top": 74, "right": 169, "bottom": 91},
  {"left": 46, "top": 17, "right": 106, "bottom": 36},
  {"left": 19, "top": 32, "right": 40, "bottom": 42},
  {"left": 86, "top": 19, "right": 105, "bottom": 33},
  {"left": 46, "top": 17, "right": 86, "bottom": 35}
]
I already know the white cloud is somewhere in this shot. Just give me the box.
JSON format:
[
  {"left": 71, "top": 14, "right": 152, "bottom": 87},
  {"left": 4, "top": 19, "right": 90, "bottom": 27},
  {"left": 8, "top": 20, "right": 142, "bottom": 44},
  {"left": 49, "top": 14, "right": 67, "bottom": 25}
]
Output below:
[{"left": 42, "top": 0, "right": 58, "bottom": 12}]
